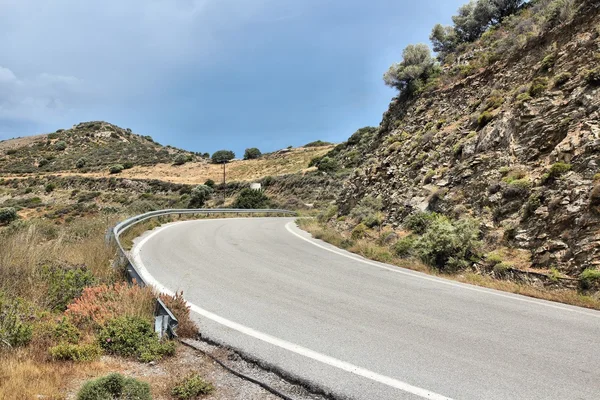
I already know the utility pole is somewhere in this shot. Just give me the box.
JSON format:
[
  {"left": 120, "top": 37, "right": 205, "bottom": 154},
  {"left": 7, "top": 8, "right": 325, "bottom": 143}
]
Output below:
[{"left": 222, "top": 162, "right": 226, "bottom": 204}]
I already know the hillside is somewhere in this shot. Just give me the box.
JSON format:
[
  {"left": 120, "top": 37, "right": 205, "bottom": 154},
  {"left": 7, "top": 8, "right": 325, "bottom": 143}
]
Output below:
[
  {"left": 0, "top": 121, "right": 198, "bottom": 174},
  {"left": 316, "top": 0, "right": 600, "bottom": 284}
]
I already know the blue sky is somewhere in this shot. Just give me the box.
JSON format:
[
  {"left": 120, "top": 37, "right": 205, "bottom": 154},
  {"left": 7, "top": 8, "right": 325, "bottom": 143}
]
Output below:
[{"left": 0, "top": 0, "right": 464, "bottom": 156}]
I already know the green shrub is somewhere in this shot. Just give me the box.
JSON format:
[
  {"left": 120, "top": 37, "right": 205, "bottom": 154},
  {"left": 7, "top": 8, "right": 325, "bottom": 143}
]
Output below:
[
  {"left": 77, "top": 373, "right": 151, "bottom": 400},
  {"left": 98, "top": 316, "right": 175, "bottom": 362},
  {"left": 38, "top": 159, "right": 49, "bottom": 168},
  {"left": 349, "top": 196, "right": 383, "bottom": 228},
  {"left": 584, "top": 68, "right": 600, "bottom": 85},
  {"left": 315, "top": 157, "right": 339, "bottom": 173},
  {"left": 529, "top": 77, "right": 549, "bottom": 97},
  {"left": 42, "top": 265, "right": 95, "bottom": 311},
  {"left": 540, "top": 53, "right": 555, "bottom": 71},
  {"left": 54, "top": 141, "right": 67, "bottom": 151},
  {"left": 477, "top": 111, "right": 494, "bottom": 128},
  {"left": 188, "top": 185, "right": 213, "bottom": 208},
  {"left": 304, "top": 140, "right": 332, "bottom": 147},
  {"left": 542, "top": 162, "right": 571, "bottom": 183},
  {"left": 383, "top": 44, "right": 439, "bottom": 97},
  {"left": 243, "top": 148, "right": 262, "bottom": 160},
  {"left": 579, "top": 268, "right": 600, "bottom": 290},
  {"left": 211, "top": 150, "right": 235, "bottom": 164},
  {"left": 76, "top": 158, "right": 87, "bottom": 169},
  {"left": 173, "top": 154, "right": 188, "bottom": 166},
  {"left": 415, "top": 216, "right": 481, "bottom": 272},
  {"left": 483, "top": 90, "right": 504, "bottom": 111},
  {"left": 53, "top": 317, "right": 81, "bottom": 344},
  {"left": 394, "top": 236, "right": 417, "bottom": 258},
  {"left": 50, "top": 343, "right": 102, "bottom": 362},
  {"left": 0, "top": 207, "right": 18, "bottom": 225},
  {"left": 45, "top": 183, "right": 56, "bottom": 193},
  {"left": 171, "top": 374, "right": 214, "bottom": 399},
  {"left": 123, "top": 161, "right": 134, "bottom": 170},
  {"left": 515, "top": 92, "right": 532, "bottom": 104},
  {"left": 0, "top": 292, "right": 33, "bottom": 348},
  {"left": 232, "top": 188, "right": 270, "bottom": 209},
  {"left": 493, "top": 262, "right": 512, "bottom": 277},
  {"left": 109, "top": 165, "right": 124, "bottom": 174},
  {"left": 553, "top": 72, "right": 572, "bottom": 87},
  {"left": 204, "top": 179, "right": 215, "bottom": 188},
  {"left": 318, "top": 205, "right": 338, "bottom": 223},
  {"left": 351, "top": 223, "right": 368, "bottom": 240},
  {"left": 590, "top": 184, "right": 600, "bottom": 208},
  {"left": 404, "top": 211, "right": 438, "bottom": 235}
]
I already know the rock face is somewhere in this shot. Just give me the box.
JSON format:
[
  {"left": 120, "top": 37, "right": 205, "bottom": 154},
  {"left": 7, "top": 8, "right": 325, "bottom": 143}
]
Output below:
[{"left": 337, "top": 3, "right": 600, "bottom": 276}]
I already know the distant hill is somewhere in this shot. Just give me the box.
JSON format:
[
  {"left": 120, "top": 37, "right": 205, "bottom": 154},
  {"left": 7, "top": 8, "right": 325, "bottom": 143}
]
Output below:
[{"left": 0, "top": 121, "right": 199, "bottom": 174}]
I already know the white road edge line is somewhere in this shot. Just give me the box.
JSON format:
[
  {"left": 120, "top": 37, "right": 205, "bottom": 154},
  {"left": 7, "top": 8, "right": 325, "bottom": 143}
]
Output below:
[
  {"left": 132, "top": 222, "right": 454, "bottom": 400},
  {"left": 285, "top": 221, "right": 600, "bottom": 318}
]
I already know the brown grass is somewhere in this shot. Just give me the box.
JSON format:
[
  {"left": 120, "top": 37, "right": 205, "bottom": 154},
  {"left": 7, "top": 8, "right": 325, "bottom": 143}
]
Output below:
[{"left": 297, "top": 219, "right": 600, "bottom": 310}]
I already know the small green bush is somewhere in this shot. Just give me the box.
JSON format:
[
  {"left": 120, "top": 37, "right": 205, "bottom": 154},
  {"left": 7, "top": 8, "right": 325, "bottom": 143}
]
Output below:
[
  {"left": 553, "top": 72, "right": 572, "bottom": 87},
  {"left": 38, "top": 159, "right": 49, "bottom": 168},
  {"left": 542, "top": 162, "right": 571, "bottom": 183},
  {"left": 415, "top": 216, "right": 481, "bottom": 272},
  {"left": 123, "top": 161, "right": 134, "bottom": 170},
  {"left": 394, "top": 236, "right": 417, "bottom": 258},
  {"left": 315, "top": 157, "right": 339, "bottom": 173},
  {"left": 173, "top": 154, "right": 188, "bottom": 166},
  {"left": 50, "top": 343, "right": 102, "bottom": 362},
  {"left": 304, "top": 140, "right": 333, "bottom": 147},
  {"left": 109, "top": 165, "right": 124, "bottom": 174},
  {"left": 76, "top": 158, "right": 87, "bottom": 169},
  {"left": 243, "top": 148, "right": 262, "bottom": 160},
  {"left": 54, "top": 141, "right": 67, "bottom": 151},
  {"left": 515, "top": 92, "right": 532, "bottom": 104},
  {"left": 540, "top": 53, "right": 555, "bottom": 71},
  {"left": 0, "top": 292, "right": 33, "bottom": 348},
  {"left": 232, "top": 188, "right": 270, "bottom": 209},
  {"left": 493, "top": 262, "right": 512, "bottom": 277},
  {"left": 318, "top": 205, "right": 338, "bottom": 223},
  {"left": 529, "top": 77, "right": 549, "bottom": 97},
  {"left": 0, "top": 207, "right": 18, "bottom": 225},
  {"left": 171, "top": 374, "right": 214, "bottom": 399},
  {"left": 188, "top": 185, "right": 213, "bottom": 208},
  {"left": 204, "top": 179, "right": 215, "bottom": 188},
  {"left": 45, "top": 183, "right": 56, "bottom": 193},
  {"left": 42, "top": 265, "right": 95, "bottom": 311},
  {"left": 584, "top": 68, "right": 600, "bottom": 85},
  {"left": 404, "top": 211, "right": 438, "bottom": 235},
  {"left": 349, "top": 196, "right": 383, "bottom": 228},
  {"left": 483, "top": 90, "right": 504, "bottom": 111},
  {"left": 53, "top": 317, "right": 81, "bottom": 344},
  {"left": 579, "top": 268, "right": 600, "bottom": 290},
  {"left": 98, "top": 316, "right": 175, "bottom": 362},
  {"left": 77, "top": 373, "right": 151, "bottom": 400},
  {"left": 477, "top": 111, "right": 494, "bottom": 128},
  {"left": 351, "top": 223, "right": 368, "bottom": 240}
]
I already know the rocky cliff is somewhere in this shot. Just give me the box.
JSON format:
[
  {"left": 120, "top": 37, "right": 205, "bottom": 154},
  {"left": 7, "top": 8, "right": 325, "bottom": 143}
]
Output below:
[{"left": 337, "top": 0, "right": 600, "bottom": 277}]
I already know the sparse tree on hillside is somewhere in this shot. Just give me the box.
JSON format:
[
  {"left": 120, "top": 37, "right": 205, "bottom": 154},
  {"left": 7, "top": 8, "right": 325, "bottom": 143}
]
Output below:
[
  {"left": 243, "top": 148, "right": 261, "bottom": 160},
  {"left": 188, "top": 185, "right": 213, "bottom": 208},
  {"left": 430, "top": 24, "right": 458, "bottom": 58},
  {"left": 383, "top": 44, "right": 438, "bottom": 96},
  {"left": 211, "top": 150, "right": 235, "bottom": 164}
]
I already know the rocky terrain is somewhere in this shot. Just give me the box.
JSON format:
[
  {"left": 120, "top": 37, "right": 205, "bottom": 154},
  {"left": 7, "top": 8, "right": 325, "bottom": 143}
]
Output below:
[{"left": 326, "top": 0, "right": 600, "bottom": 280}]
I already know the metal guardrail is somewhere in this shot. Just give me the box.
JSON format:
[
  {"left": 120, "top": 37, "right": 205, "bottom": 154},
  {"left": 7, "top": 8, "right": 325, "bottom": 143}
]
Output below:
[{"left": 109, "top": 208, "right": 297, "bottom": 338}]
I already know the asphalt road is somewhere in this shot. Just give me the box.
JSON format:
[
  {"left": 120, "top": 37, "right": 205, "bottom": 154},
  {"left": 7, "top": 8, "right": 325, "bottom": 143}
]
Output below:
[{"left": 132, "top": 217, "right": 600, "bottom": 400}]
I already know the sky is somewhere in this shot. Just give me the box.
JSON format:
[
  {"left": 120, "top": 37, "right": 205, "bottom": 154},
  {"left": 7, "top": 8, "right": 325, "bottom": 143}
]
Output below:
[{"left": 0, "top": 0, "right": 465, "bottom": 156}]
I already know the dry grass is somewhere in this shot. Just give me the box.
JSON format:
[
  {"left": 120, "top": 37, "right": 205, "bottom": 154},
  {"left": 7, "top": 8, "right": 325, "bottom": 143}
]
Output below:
[
  {"left": 297, "top": 219, "right": 600, "bottom": 310},
  {"left": 1, "top": 146, "right": 333, "bottom": 185}
]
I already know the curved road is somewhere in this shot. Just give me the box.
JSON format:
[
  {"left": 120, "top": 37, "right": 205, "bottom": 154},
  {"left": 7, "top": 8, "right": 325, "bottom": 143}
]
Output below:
[{"left": 133, "top": 218, "right": 600, "bottom": 400}]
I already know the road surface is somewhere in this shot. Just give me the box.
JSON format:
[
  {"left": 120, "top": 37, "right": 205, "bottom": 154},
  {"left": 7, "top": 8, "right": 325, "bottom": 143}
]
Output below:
[{"left": 132, "top": 217, "right": 600, "bottom": 400}]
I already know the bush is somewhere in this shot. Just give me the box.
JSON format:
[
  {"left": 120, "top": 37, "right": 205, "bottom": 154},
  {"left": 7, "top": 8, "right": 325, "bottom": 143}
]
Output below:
[
  {"left": 54, "top": 141, "right": 67, "bottom": 151},
  {"left": 232, "top": 188, "right": 270, "bottom": 209},
  {"left": 304, "top": 140, "right": 333, "bottom": 147},
  {"left": 415, "top": 216, "right": 481, "bottom": 272},
  {"left": 315, "top": 157, "right": 338, "bottom": 173},
  {"left": 204, "top": 179, "right": 215, "bottom": 188},
  {"left": 590, "top": 185, "right": 600, "bottom": 208},
  {"left": 50, "top": 343, "right": 102, "bottom": 362},
  {"left": 38, "top": 159, "right": 49, "bottom": 168},
  {"left": 123, "top": 161, "right": 134, "bottom": 170},
  {"left": 404, "top": 211, "right": 438, "bottom": 235},
  {"left": 540, "top": 53, "right": 555, "bottom": 71},
  {"left": 243, "top": 148, "right": 262, "bottom": 160},
  {"left": 0, "top": 207, "right": 18, "bottom": 225},
  {"left": 98, "top": 316, "right": 175, "bottom": 362},
  {"left": 45, "top": 183, "right": 56, "bottom": 193},
  {"left": 351, "top": 223, "right": 368, "bottom": 240},
  {"left": 42, "top": 265, "right": 96, "bottom": 311},
  {"left": 171, "top": 374, "right": 214, "bottom": 399},
  {"left": 76, "top": 158, "right": 87, "bottom": 169},
  {"left": 109, "top": 165, "right": 124, "bottom": 174},
  {"left": 0, "top": 293, "right": 33, "bottom": 348},
  {"left": 318, "top": 204, "right": 338, "bottom": 223},
  {"left": 383, "top": 44, "right": 439, "bottom": 96},
  {"left": 53, "top": 317, "right": 81, "bottom": 344},
  {"left": 553, "top": 72, "right": 572, "bottom": 87},
  {"left": 394, "top": 235, "right": 417, "bottom": 257},
  {"left": 173, "top": 154, "right": 188, "bottom": 166},
  {"left": 529, "top": 77, "right": 549, "bottom": 97},
  {"left": 349, "top": 196, "right": 383, "bottom": 228},
  {"left": 188, "top": 185, "right": 213, "bottom": 208},
  {"left": 584, "top": 68, "right": 600, "bottom": 85},
  {"left": 77, "top": 373, "right": 151, "bottom": 400},
  {"left": 211, "top": 150, "right": 235, "bottom": 164},
  {"left": 541, "top": 162, "right": 571, "bottom": 183},
  {"left": 159, "top": 291, "right": 198, "bottom": 338},
  {"left": 478, "top": 111, "right": 494, "bottom": 128}
]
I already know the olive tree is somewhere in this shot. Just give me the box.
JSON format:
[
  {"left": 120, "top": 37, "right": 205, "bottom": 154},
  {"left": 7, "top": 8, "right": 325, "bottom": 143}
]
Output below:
[
  {"left": 383, "top": 44, "right": 438, "bottom": 96},
  {"left": 188, "top": 185, "right": 213, "bottom": 208},
  {"left": 211, "top": 150, "right": 235, "bottom": 164}
]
